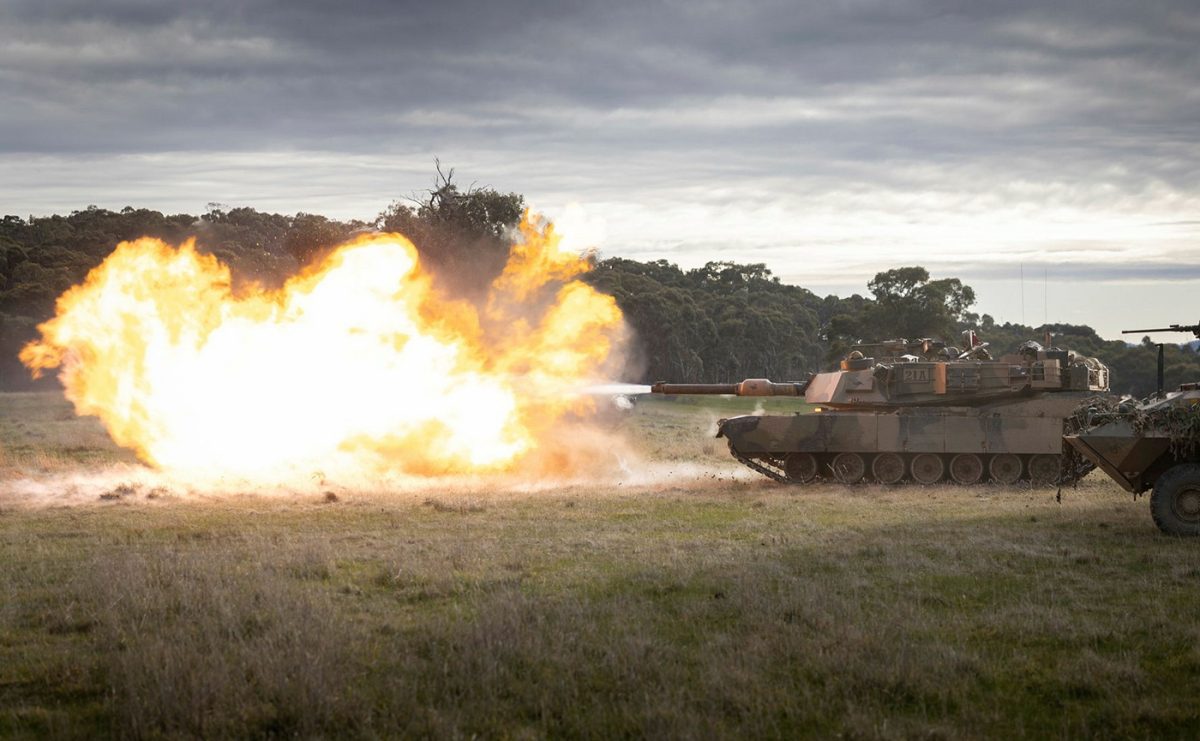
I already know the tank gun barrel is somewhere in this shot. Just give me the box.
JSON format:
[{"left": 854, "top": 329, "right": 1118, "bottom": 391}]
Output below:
[
  {"left": 1123, "top": 323, "right": 1200, "bottom": 338},
  {"left": 651, "top": 378, "right": 810, "bottom": 397},
  {"left": 651, "top": 383, "right": 738, "bottom": 395}
]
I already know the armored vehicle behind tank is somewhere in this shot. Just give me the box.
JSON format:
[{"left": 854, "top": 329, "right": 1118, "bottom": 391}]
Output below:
[
  {"left": 1065, "top": 322, "right": 1200, "bottom": 535},
  {"left": 652, "top": 333, "right": 1110, "bottom": 486}
]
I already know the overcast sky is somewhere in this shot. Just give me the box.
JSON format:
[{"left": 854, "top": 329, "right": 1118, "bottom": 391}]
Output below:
[{"left": 2, "top": 0, "right": 1197, "bottom": 339}]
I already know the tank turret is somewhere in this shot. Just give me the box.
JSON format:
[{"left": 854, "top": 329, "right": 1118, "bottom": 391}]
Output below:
[{"left": 804, "top": 342, "right": 1107, "bottom": 408}]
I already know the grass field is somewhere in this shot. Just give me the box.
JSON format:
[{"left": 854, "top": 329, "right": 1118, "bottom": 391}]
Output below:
[{"left": 2, "top": 392, "right": 1199, "bottom": 738}]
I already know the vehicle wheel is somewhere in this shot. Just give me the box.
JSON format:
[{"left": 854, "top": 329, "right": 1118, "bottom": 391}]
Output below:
[
  {"left": 872, "top": 452, "right": 905, "bottom": 485},
  {"left": 988, "top": 453, "right": 1022, "bottom": 485},
  {"left": 1150, "top": 464, "right": 1200, "bottom": 536},
  {"left": 784, "top": 452, "right": 819, "bottom": 483},
  {"left": 910, "top": 453, "right": 944, "bottom": 485},
  {"left": 949, "top": 454, "right": 984, "bottom": 485},
  {"left": 831, "top": 452, "right": 866, "bottom": 484},
  {"left": 1028, "top": 454, "right": 1061, "bottom": 486}
]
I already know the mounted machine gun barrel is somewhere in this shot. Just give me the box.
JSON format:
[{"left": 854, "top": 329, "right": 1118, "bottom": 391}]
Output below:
[
  {"left": 1121, "top": 322, "right": 1200, "bottom": 396},
  {"left": 1122, "top": 323, "right": 1200, "bottom": 339}
]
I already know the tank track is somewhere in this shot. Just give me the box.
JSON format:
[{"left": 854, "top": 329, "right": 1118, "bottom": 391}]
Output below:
[
  {"left": 730, "top": 449, "right": 790, "bottom": 483},
  {"left": 730, "top": 447, "right": 1093, "bottom": 486}
]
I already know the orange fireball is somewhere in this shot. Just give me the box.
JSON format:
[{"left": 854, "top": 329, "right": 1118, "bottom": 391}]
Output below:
[{"left": 20, "top": 213, "right": 625, "bottom": 484}]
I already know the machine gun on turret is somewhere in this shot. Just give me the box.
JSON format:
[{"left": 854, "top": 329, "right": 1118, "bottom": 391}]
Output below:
[
  {"left": 1123, "top": 323, "right": 1200, "bottom": 339},
  {"left": 1121, "top": 322, "right": 1200, "bottom": 397}
]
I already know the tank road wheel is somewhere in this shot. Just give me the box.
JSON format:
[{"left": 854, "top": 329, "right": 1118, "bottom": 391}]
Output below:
[
  {"left": 910, "top": 453, "right": 944, "bottom": 485},
  {"left": 1028, "top": 455, "right": 1061, "bottom": 486},
  {"left": 784, "top": 452, "right": 819, "bottom": 484},
  {"left": 949, "top": 454, "right": 984, "bottom": 485},
  {"left": 988, "top": 453, "right": 1022, "bottom": 485},
  {"left": 872, "top": 452, "right": 906, "bottom": 485},
  {"left": 1150, "top": 464, "right": 1200, "bottom": 537},
  {"left": 831, "top": 453, "right": 866, "bottom": 484}
]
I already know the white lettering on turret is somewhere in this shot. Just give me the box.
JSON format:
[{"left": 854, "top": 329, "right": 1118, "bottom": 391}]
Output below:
[{"left": 902, "top": 368, "right": 930, "bottom": 383}]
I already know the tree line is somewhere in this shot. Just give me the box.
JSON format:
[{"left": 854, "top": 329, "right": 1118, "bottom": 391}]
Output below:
[{"left": 3, "top": 175, "right": 1196, "bottom": 397}]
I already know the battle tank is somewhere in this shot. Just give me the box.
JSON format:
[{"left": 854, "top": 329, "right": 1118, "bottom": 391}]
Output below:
[
  {"left": 652, "top": 332, "right": 1110, "bottom": 485},
  {"left": 1064, "top": 323, "right": 1200, "bottom": 535}
]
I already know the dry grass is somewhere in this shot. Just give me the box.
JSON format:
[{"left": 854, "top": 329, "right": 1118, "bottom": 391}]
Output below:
[
  {"left": 0, "top": 393, "right": 134, "bottom": 477},
  {"left": 2, "top": 392, "right": 1200, "bottom": 738}
]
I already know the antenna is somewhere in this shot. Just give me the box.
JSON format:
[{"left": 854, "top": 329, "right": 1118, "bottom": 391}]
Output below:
[
  {"left": 1044, "top": 267, "right": 1048, "bottom": 326},
  {"left": 1020, "top": 263, "right": 1025, "bottom": 326}
]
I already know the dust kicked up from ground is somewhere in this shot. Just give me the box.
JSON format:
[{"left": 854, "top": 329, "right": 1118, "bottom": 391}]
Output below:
[
  {"left": 0, "top": 420, "right": 755, "bottom": 508},
  {"left": 0, "top": 460, "right": 757, "bottom": 508}
]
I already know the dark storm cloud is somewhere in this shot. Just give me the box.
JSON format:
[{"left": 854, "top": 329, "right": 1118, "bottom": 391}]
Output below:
[
  {"left": 2, "top": 0, "right": 1197, "bottom": 167},
  {"left": 3, "top": 0, "right": 1197, "bottom": 338},
  {"left": 1, "top": 0, "right": 1197, "bottom": 227}
]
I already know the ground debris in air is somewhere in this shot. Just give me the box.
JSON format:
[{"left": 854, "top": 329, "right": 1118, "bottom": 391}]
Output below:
[{"left": 100, "top": 483, "right": 137, "bottom": 500}]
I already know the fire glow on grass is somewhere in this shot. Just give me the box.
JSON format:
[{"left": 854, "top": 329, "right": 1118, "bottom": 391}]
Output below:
[{"left": 20, "top": 213, "right": 626, "bottom": 483}]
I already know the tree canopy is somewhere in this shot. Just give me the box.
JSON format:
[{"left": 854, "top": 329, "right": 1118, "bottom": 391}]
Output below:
[
  {"left": 377, "top": 163, "right": 524, "bottom": 299},
  {"left": 825, "top": 266, "right": 976, "bottom": 354}
]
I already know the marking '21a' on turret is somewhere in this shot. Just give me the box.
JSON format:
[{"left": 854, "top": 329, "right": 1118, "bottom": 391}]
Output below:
[{"left": 652, "top": 333, "right": 1110, "bottom": 485}]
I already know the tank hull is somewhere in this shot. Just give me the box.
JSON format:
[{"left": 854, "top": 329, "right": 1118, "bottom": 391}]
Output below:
[{"left": 719, "top": 393, "right": 1098, "bottom": 485}]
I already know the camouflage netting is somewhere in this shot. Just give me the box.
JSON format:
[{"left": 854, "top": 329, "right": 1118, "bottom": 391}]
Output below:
[
  {"left": 1066, "top": 395, "right": 1200, "bottom": 480},
  {"left": 1059, "top": 396, "right": 1125, "bottom": 486},
  {"left": 1131, "top": 402, "right": 1200, "bottom": 460},
  {"left": 1065, "top": 396, "right": 1126, "bottom": 437}
]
